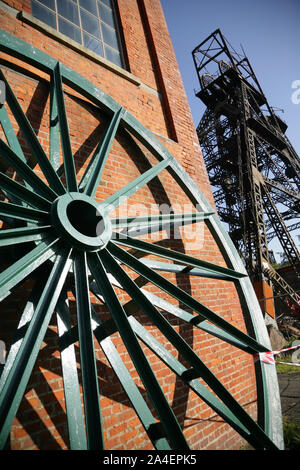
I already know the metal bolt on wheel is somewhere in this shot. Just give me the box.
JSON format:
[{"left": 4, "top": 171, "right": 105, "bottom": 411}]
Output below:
[{"left": 0, "top": 31, "right": 283, "bottom": 450}]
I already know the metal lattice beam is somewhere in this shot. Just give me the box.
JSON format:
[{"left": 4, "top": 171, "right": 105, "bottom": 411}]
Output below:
[{"left": 193, "top": 29, "right": 300, "bottom": 307}]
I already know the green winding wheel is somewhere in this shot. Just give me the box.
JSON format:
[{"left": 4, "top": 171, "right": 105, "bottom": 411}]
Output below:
[{"left": 0, "top": 30, "right": 283, "bottom": 450}]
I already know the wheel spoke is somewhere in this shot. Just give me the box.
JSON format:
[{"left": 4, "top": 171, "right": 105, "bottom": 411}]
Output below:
[
  {"left": 0, "top": 236, "right": 59, "bottom": 301},
  {"left": 90, "top": 263, "right": 255, "bottom": 352},
  {"left": 0, "top": 201, "right": 49, "bottom": 224},
  {"left": 82, "top": 108, "right": 124, "bottom": 197},
  {"left": 53, "top": 63, "right": 78, "bottom": 192},
  {"left": 0, "top": 277, "right": 45, "bottom": 393},
  {"left": 0, "top": 104, "right": 27, "bottom": 206},
  {"left": 0, "top": 248, "right": 72, "bottom": 449},
  {"left": 139, "top": 288, "right": 256, "bottom": 352},
  {"left": 0, "top": 67, "right": 66, "bottom": 196},
  {"left": 0, "top": 104, "right": 28, "bottom": 207},
  {"left": 49, "top": 75, "right": 61, "bottom": 172},
  {"left": 100, "top": 248, "right": 278, "bottom": 450},
  {"left": 101, "top": 158, "right": 171, "bottom": 212},
  {"left": 108, "top": 242, "right": 268, "bottom": 354},
  {"left": 56, "top": 292, "right": 88, "bottom": 450},
  {"left": 116, "top": 213, "right": 215, "bottom": 239},
  {"left": 114, "top": 232, "right": 247, "bottom": 281},
  {"left": 0, "top": 139, "right": 58, "bottom": 201},
  {"left": 0, "top": 171, "right": 52, "bottom": 211},
  {"left": 139, "top": 258, "right": 243, "bottom": 280},
  {"left": 110, "top": 211, "right": 214, "bottom": 229},
  {"left": 89, "top": 261, "right": 254, "bottom": 352},
  {"left": 127, "top": 316, "right": 268, "bottom": 450},
  {"left": 88, "top": 251, "right": 189, "bottom": 450},
  {"left": 56, "top": 291, "right": 171, "bottom": 450},
  {"left": 74, "top": 252, "right": 104, "bottom": 449},
  {"left": 0, "top": 224, "right": 51, "bottom": 247},
  {"left": 0, "top": 105, "right": 25, "bottom": 163},
  {"left": 90, "top": 308, "right": 171, "bottom": 450}
]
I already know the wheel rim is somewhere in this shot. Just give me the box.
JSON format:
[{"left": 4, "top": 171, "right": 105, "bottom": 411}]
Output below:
[{"left": 0, "top": 30, "right": 282, "bottom": 450}]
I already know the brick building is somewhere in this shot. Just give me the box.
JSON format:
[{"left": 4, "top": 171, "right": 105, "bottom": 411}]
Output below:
[{"left": 0, "top": 0, "right": 282, "bottom": 450}]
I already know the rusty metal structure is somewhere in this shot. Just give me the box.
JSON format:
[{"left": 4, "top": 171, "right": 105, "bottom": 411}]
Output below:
[{"left": 192, "top": 29, "right": 300, "bottom": 317}]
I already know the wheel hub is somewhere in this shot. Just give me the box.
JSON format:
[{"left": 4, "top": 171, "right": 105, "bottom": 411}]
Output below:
[{"left": 51, "top": 192, "right": 111, "bottom": 251}]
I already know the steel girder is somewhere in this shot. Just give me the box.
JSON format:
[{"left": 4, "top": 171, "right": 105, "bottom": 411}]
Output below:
[{"left": 194, "top": 30, "right": 300, "bottom": 308}]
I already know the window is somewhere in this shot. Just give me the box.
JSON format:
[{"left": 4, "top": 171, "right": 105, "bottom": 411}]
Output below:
[{"left": 31, "top": 0, "right": 125, "bottom": 68}]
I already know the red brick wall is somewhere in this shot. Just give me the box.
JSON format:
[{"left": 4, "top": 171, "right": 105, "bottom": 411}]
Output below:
[{"left": 0, "top": 0, "right": 257, "bottom": 450}]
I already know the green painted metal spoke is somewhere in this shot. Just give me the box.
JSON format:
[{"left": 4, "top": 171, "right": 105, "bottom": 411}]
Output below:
[
  {"left": 127, "top": 316, "right": 262, "bottom": 449},
  {"left": 90, "top": 266, "right": 254, "bottom": 353},
  {"left": 101, "top": 158, "right": 171, "bottom": 212},
  {"left": 108, "top": 242, "right": 268, "bottom": 354},
  {"left": 100, "top": 248, "right": 277, "bottom": 450},
  {"left": 55, "top": 289, "right": 171, "bottom": 450},
  {"left": 89, "top": 256, "right": 254, "bottom": 352},
  {"left": 0, "top": 171, "right": 52, "bottom": 211},
  {"left": 0, "top": 67, "right": 66, "bottom": 196},
  {"left": 74, "top": 251, "right": 104, "bottom": 449},
  {"left": 53, "top": 63, "right": 78, "bottom": 192},
  {"left": 0, "top": 139, "right": 58, "bottom": 201},
  {"left": 49, "top": 75, "right": 61, "bottom": 172},
  {"left": 89, "top": 308, "right": 171, "bottom": 450},
  {"left": 0, "top": 224, "right": 51, "bottom": 246},
  {"left": 101, "top": 248, "right": 278, "bottom": 450},
  {"left": 0, "top": 105, "right": 25, "bottom": 164},
  {"left": 139, "top": 288, "right": 256, "bottom": 353},
  {"left": 114, "top": 232, "right": 247, "bottom": 281},
  {"left": 0, "top": 201, "right": 49, "bottom": 224},
  {"left": 139, "top": 258, "right": 244, "bottom": 280},
  {"left": 56, "top": 292, "right": 88, "bottom": 450},
  {"left": 110, "top": 211, "right": 214, "bottom": 230},
  {"left": 88, "top": 251, "right": 190, "bottom": 450},
  {"left": 0, "top": 103, "right": 30, "bottom": 207},
  {"left": 0, "top": 237, "right": 58, "bottom": 301},
  {"left": 82, "top": 107, "right": 124, "bottom": 197},
  {"left": 0, "top": 249, "right": 72, "bottom": 448},
  {"left": 0, "top": 277, "right": 45, "bottom": 394}
]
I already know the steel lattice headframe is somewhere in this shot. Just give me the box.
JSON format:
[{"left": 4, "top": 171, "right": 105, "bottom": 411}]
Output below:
[{"left": 193, "top": 29, "right": 300, "bottom": 310}]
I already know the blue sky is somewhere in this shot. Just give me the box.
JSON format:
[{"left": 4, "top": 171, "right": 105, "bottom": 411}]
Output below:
[
  {"left": 161, "top": 0, "right": 300, "bottom": 256},
  {"left": 161, "top": 0, "right": 300, "bottom": 155}
]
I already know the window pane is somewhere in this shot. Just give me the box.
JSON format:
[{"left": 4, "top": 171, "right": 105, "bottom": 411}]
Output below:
[
  {"left": 98, "top": 3, "right": 115, "bottom": 27},
  {"left": 57, "top": 0, "right": 79, "bottom": 25},
  {"left": 58, "top": 17, "right": 81, "bottom": 43},
  {"left": 80, "top": 9, "right": 100, "bottom": 38},
  {"left": 32, "top": 0, "right": 125, "bottom": 69},
  {"left": 101, "top": 22, "right": 118, "bottom": 49},
  {"left": 83, "top": 32, "right": 103, "bottom": 56},
  {"left": 104, "top": 45, "right": 122, "bottom": 67},
  {"left": 79, "top": 0, "right": 97, "bottom": 16},
  {"left": 31, "top": 1, "right": 56, "bottom": 29},
  {"left": 99, "top": 0, "right": 111, "bottom": 8},
  {"left": 35, "top": 0, "right": 55, "bottom": 10}
]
